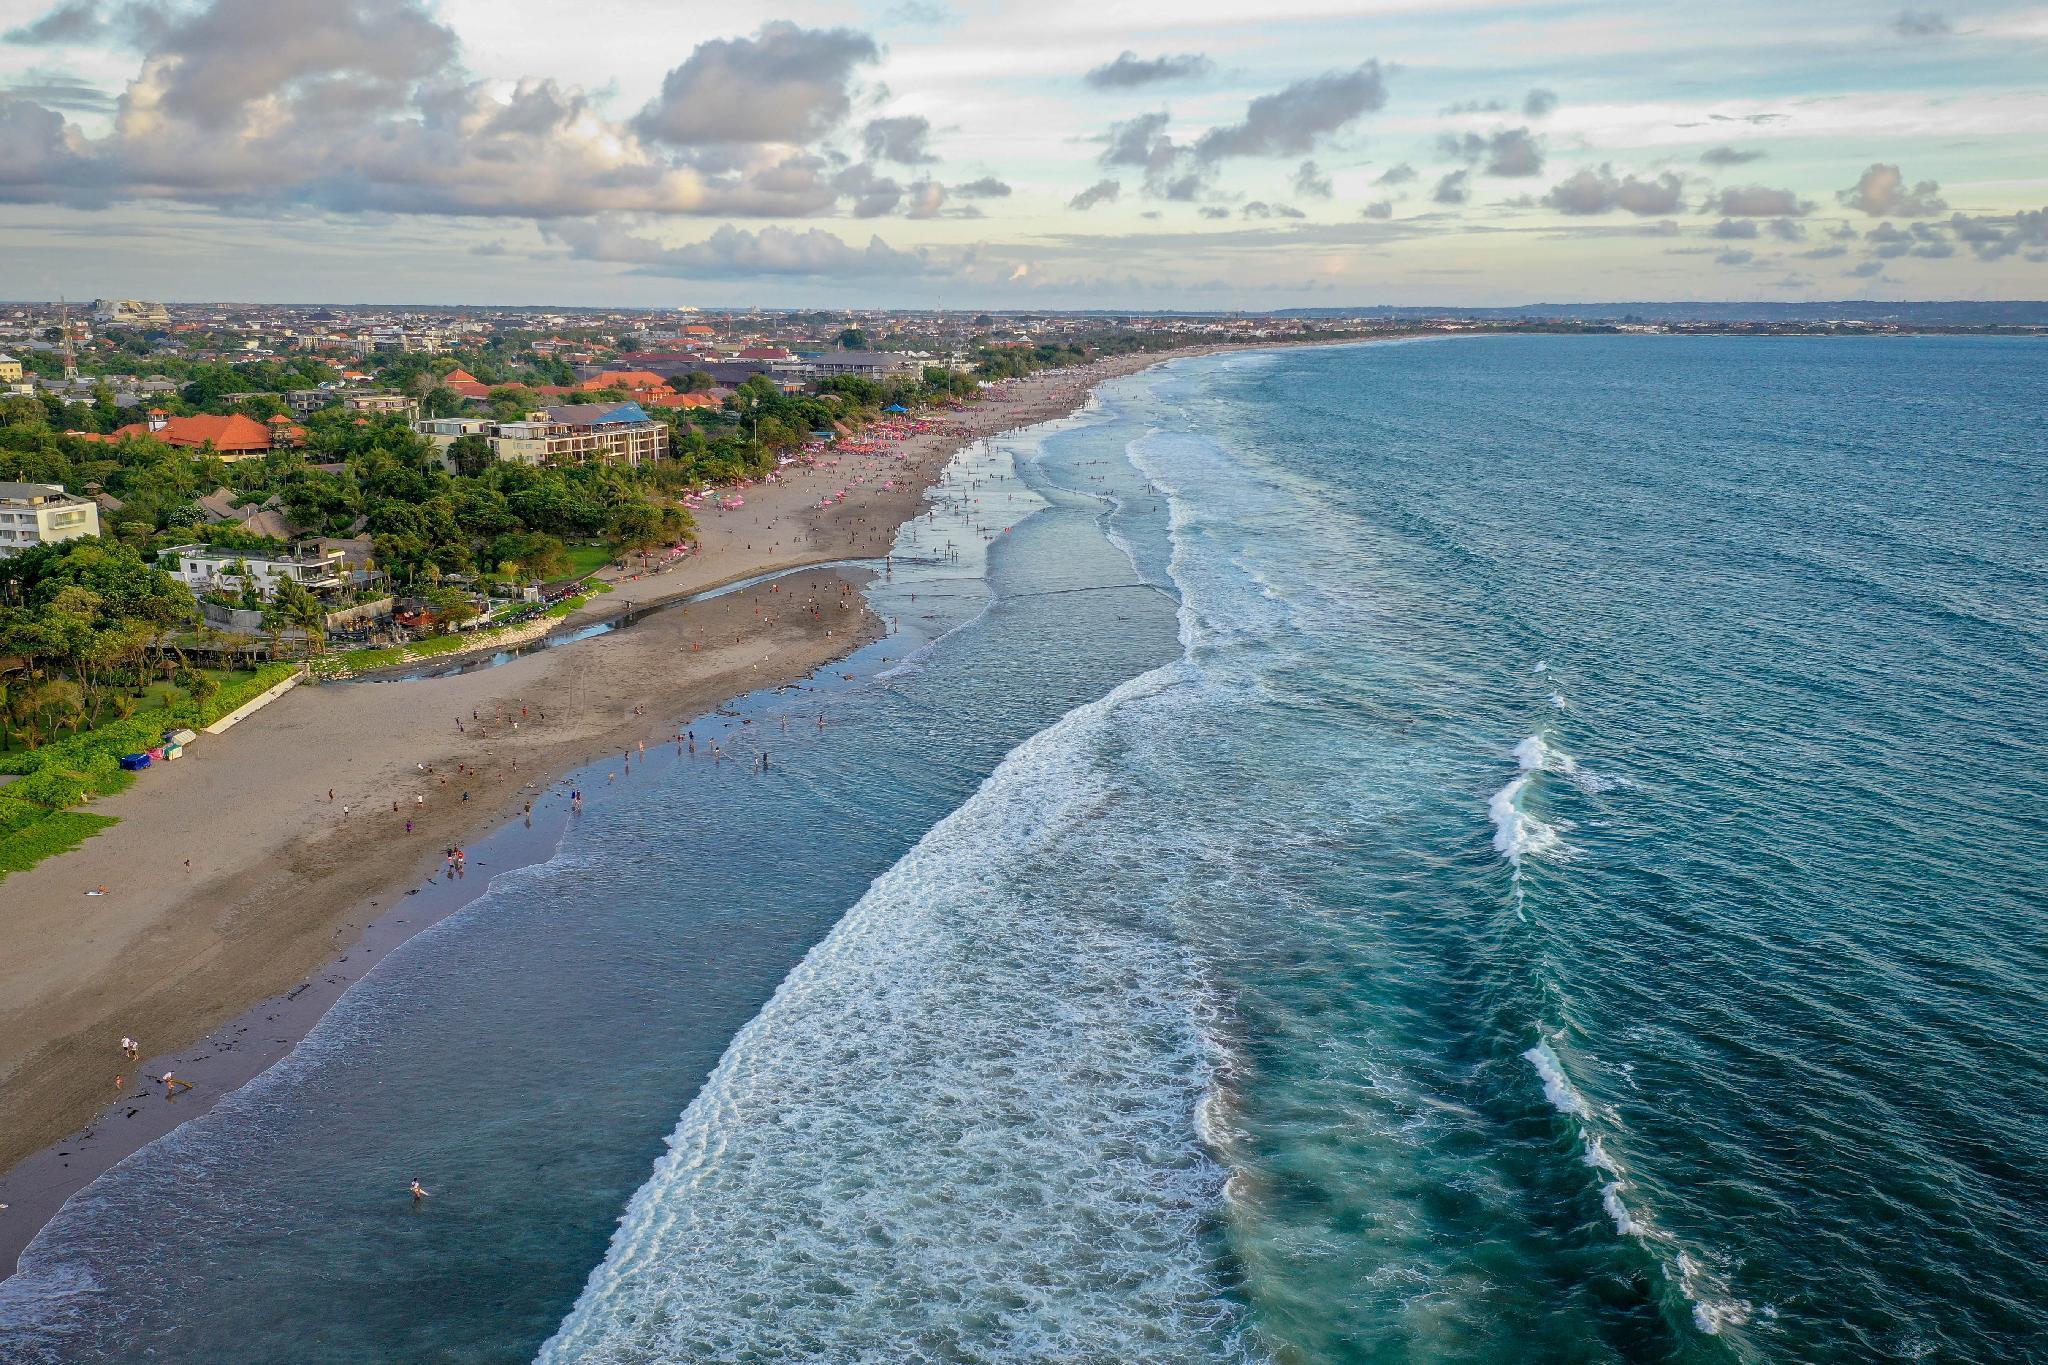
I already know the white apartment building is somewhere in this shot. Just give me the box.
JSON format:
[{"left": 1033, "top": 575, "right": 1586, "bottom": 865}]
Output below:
[
  {"left": 0, "top": 481, "right": 101, "bottom": 557},
  {"left": 159, "top": 543, "right": 348, "bottom": 599},
  {"left": 415, "top": 401, "right": 668, "bottom": 469}
]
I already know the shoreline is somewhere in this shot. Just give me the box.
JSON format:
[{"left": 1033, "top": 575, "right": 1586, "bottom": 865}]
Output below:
[{"left": 0, "top": 344, "right": 1187, "bottom": 1273}]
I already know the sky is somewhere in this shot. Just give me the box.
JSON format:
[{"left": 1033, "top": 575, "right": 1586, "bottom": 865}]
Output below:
[{"left": 1, "top": 0, "right": 2045, "bottom": 307}]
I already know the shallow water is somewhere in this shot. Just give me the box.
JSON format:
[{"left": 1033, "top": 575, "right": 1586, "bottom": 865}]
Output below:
[{"left": 6, "top": 337, "right": 2045, "bottom": 1363}]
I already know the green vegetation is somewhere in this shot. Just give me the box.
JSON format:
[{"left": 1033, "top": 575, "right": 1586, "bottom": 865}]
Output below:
[
  {"left": 559, "top": 541, "right": 617, "bottom": 577},
  {"left": 0, "top": 660, "right": 297, "bottom": 881},
  {"left": 0, "top": 810, "right": 119, "bottom": 875}
]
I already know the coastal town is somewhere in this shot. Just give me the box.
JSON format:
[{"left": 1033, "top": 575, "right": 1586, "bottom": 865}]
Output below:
[{"left": 1, "top": 291, "right": 2040, "bottom": 1306}]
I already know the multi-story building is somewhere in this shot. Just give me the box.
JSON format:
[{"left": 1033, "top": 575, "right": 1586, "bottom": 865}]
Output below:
[
  {"left": 796, "top": 350, "right": 925, "bottom": 380},
  {"left": 90, "top": 299, "right": 172, "bottom": 328},
  {"left": 0, "top": 352, "right": 21, "bottom": 383},
  {"left": 415, "top": 402, "right": 668, "bottom": 469},
  {"left": 341, "top": 392, "right": 419, "bottom": 419},
  {"left": 0, "top": 481, "right": 101, "bottom": 557},
  {"left": 158, "top": 543, "right": 348, "bottom": 599}
]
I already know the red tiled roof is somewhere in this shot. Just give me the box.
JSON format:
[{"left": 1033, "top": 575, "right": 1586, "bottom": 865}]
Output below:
[
  {"left": 111, "top": 413, "right": 276, "bottom": 452},
  {"left": 580, "top": 370, "right": 669, "bottom": 391},
  {"left": 640, "top": 390, "right": 719, "bottom": 409}
]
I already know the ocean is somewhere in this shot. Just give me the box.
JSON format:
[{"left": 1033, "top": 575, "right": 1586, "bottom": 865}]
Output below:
[{"left": 2, "top": 335, "right": 2043, "bottom": 1363}]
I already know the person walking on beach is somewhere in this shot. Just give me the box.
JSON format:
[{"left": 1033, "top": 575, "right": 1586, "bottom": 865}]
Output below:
[
  {"left": 120, "top": 1035, "right": 139, "bottom": 1061},
  {"left": 159, "top": 1073, "right": 193, "bottom": 1097}
]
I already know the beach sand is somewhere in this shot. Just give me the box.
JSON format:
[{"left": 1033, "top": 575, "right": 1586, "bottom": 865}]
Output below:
[{"left": 0, "top": 349, "right": 1176, "bottom": 1268}]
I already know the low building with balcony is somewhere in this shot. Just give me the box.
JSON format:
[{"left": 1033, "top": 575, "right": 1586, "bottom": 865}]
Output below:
[{"left": 0, "top": 481, "right": 101, "bottom": 557}]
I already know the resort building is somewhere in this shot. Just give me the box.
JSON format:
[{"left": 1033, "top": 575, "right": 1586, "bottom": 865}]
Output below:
[
  {"left": 98, "top": 410, "right": 296, "bottom": 459},
  {"left": 0, "top": 353, "right": 21, "bottom": 382},
  {"left": 415, "top": 401, "right": 668, "bottom": 469},
  {"left": 0, "top": 481, "right": 101, "bottom": 558},
  {"left": 775, "top": 350, "right": 927, "bottom": 381},
  {"left": 340, "top": 392, "right": 419, "bottom": 419},
  {"left": 90, "top": 299, "right": 172, "bottom": 327},
  {"left": 158, "top": 542, "right": 349, "bottom": 599}
]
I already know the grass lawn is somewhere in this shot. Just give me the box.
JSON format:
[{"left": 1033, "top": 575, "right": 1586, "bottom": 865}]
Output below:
[{"left": 561, "top": 541, "right": 617, "bottom": 576}]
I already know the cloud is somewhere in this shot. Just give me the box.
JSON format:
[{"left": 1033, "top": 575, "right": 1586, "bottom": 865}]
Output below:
[
  {"left": 885, "top": 0, "right": 951, "bottom": 22},
  {"left": 109, "top": 0, "right": 452, "bottom": 130},
  {"left": 1767, "top": 217, "right": 1806, "bottom": 241},
  {"left": 1715, "top": 248, "right": 1754, "bottom": 265},
  {"left": 0, "top": 4, "right": 944, "bottom": 220},
  {"left": 546, "top": 218, "right": 933, "bottom": 278},
  {"left": 5, "top": 0, "right": 108, "bottom": 44},
  {"left": 1432, "top": 169, "right": 1470, "bottom": 204},
  {"left": 0, "top": 94, "right": 100, "bottom": 205},
  {"left": 1241, "top": 200, "right": 1305, "bottom": 219},
  {"left": 1523, "top": 88, "right": 1558, "bottom": 119},
  {"left": 833, "top": 162, "right": 904, "bottom": 217},
  {"left": 1293, "top": 159, "right": 1333, "bottom": 198},
  {"left": 1945, "top": 207, "right": 2048, "bottom": 260},
  {"left": 0, "top": 74, "right": 115, "bottom": 113},
  {"left": 903, "top": 179, "right": 946, "bottom": 219},
  {"left": 1866, "top": 220, "right": 1954, "bottom": 257},
  {"left": 1710, "top": 217, "right": 1759, "bottom": 238},
  {"left": 1443, "top": 99, "right": 1506, "bottom": 115},
  {"left": 952, "top": 176, "right": 1011, "bottom": 199},
  {"left": 1198, "top": 205, "right": 1229, "bottom": 219},
  {"left": 1485, "top": 128, "right": 1543, "bottom": 177},
  {"left": 633, "top": 21, "right": 878, "bottom": 146},
  {"left": 862, "top": 114, "right": 936, "bottom": 164},
  {"left": 1800, "top": 244, "right": 1848, "bottom": 258},
  {"left": 1700, "top": 145, "right": 1765, "bottom": 166},
  {"left": 1437, "top": 127, "right": 1542, "bottom": 176},
  {"left": 1542, "top": 164, "right": 1685, "bottom": 215},
  {"left": 1068, "top": 177, "right": 1120, "bottom": 210},
  {"left": 1837, "top": 163, "right": 1946, "bottom": 216},
  {"left": 468, "top": 239, "right": 508, "bottom": 256},
  {"left": 1374, "top": 162, "right": 1415, "bottom": 186},
  {"left": 2, "top": 0, "right": 167, "bottom": 46},
  {"left": 1846, "top": 260, "right": 1888, "bottom": 277},
  {"left": 1083, "top": 51, "right": 1213, "bottom": 90},
  {"left": 1101, "top": 69, "right": 1389, "bottom": 204},
  {"left": 1193, "top": 63, "right": 1388, "bottom": 161},
  {"left": 1361, "top": 199, "right": 1393, "bottom": 219},
  {"left": 1703, "top": 184, "right": 1813, "bottom": 216},
  {"left": 1101, "top": 110, "right": 1172, "bottom": 168},
  {"left": 1890, "top": 9, "right": 1950, "bottom": 37}
]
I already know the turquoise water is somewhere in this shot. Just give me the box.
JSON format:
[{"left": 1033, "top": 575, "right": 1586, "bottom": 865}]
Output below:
[{"left": 5, "top": 336, "right": 2045, "bottom": 1362}]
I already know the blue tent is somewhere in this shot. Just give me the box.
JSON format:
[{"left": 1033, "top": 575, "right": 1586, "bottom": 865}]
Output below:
[{"left": 883, "top": 403, "right": 909, "bottom": 413}]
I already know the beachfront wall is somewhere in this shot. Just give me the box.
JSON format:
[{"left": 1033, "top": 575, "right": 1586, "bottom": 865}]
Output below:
[
  {"left": 324, "top": 597, "right": 393, "bottom": 630},
  {"left": 201, "top": 602, "right": 267, "bottom": 633},
  {"left": 202, "top": 667, "right": 305, "bottom": 735}
]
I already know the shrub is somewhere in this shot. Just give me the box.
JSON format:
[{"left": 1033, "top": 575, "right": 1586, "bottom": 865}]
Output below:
[{"left": 0, "top": 811, "right": 119, "bottom": 876}]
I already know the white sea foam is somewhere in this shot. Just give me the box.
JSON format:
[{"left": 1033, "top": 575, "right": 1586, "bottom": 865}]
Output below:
[
  {"left": 1525, "top": 1040, "right": 1753, "bottom": 1340},
  {"left": 1489, "top": 774, "right": 1563, "bottom": 867},
  {"left": 1523, "top": 1041, "right": 1590, "bottom": 1117},
  {"left": 1512, "top": 731, "right": 1621, "bottom": 797},
  {"left": 541, "top": 667, "right": 1248, "bottom": 1364}
]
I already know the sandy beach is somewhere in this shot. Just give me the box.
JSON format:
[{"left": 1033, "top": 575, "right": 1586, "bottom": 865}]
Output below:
[{"left": 0, "top": 349, "right": 1179, "bottom": 1269}]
